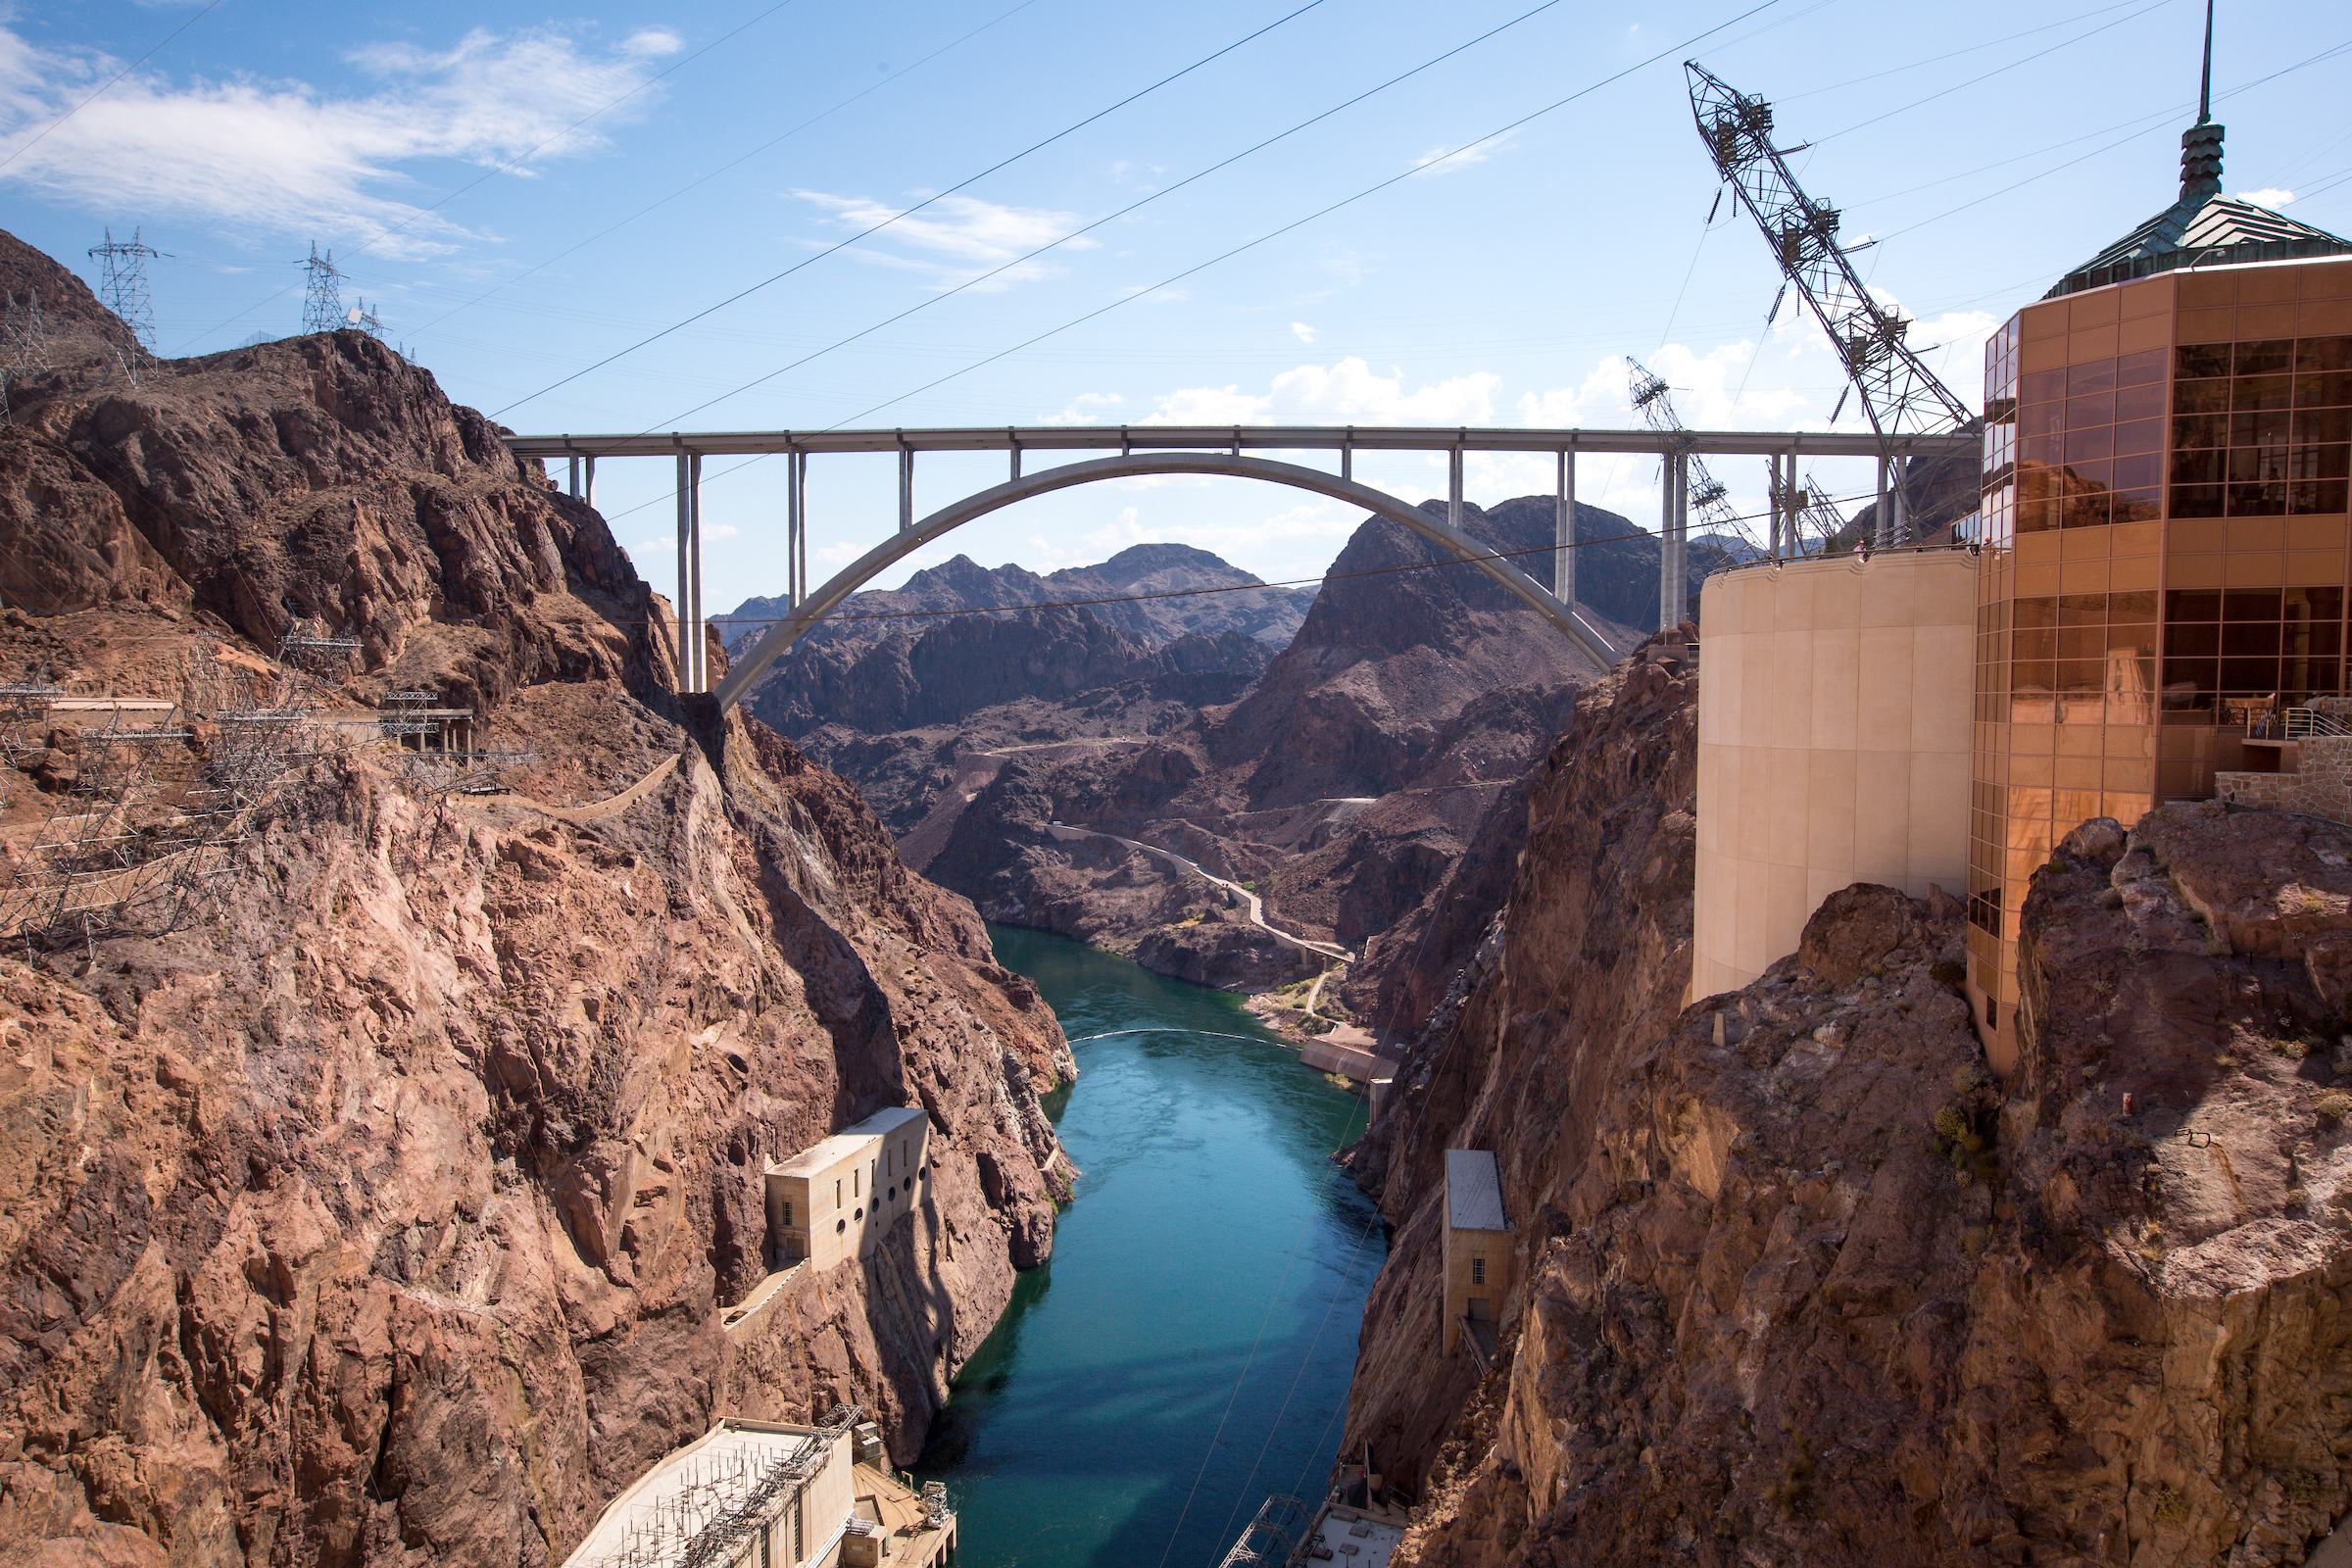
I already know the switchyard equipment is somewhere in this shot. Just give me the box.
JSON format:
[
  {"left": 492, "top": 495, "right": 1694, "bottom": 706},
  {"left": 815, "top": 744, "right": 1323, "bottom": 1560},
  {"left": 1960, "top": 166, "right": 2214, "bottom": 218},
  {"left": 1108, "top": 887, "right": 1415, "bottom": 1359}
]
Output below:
[{"left": 1685, "top": 62, "right": 1979, "bottom": 546}]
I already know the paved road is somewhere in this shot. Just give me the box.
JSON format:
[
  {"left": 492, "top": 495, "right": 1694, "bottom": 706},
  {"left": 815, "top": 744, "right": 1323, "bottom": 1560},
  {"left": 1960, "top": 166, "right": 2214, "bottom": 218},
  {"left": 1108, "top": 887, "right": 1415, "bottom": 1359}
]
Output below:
[{"left": 1045, "top": 822, "right": 1354, "bottom": 962}]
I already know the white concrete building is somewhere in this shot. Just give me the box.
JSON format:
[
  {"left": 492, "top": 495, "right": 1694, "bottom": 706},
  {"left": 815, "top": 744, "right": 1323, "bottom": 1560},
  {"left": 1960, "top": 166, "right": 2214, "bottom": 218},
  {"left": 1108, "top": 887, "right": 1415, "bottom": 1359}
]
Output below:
[
  {"left": 1441, "top": 1150, "right": 1512, "bottom": 1360},
  {"left": 763, "top": 1106, "right": 932, "bottom": 1273},
  {"left": 560, "top": 1419, "right": 854, "bottom": 1568}
]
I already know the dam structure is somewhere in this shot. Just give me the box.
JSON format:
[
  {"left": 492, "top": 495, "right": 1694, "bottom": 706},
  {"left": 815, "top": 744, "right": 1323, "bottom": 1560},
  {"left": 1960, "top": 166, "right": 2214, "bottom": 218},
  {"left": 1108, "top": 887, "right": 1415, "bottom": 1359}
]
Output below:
[{"left": 1687, "top": 96, "right": 2352, "bottom": 1072}]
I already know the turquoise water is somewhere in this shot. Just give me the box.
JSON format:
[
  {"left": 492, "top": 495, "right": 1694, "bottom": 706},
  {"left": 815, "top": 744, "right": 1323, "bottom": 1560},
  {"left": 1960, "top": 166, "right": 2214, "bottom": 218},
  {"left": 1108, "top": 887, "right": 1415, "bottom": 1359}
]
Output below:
[{"left": 916, "top": 927, "right": 1386, "bottom": 1568}]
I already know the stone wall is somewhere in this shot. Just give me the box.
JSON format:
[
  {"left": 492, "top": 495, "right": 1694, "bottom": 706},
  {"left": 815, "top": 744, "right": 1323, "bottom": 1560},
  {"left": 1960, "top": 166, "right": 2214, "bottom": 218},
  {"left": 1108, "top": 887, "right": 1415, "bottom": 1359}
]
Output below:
[{"left": 2216, "top": 734, "right": 2352, "bottom": 824}]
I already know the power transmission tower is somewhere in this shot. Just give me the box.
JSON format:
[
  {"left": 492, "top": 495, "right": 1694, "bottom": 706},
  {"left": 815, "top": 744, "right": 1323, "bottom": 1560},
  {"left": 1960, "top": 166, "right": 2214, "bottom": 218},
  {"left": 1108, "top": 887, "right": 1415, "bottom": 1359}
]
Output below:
[
  {"left": 300, "top": 243, "right": 344, "bottom": 335},
  {"left": 1, "top": 289, "right": 51, "bottom": 422},
  {"left": 1626, "top": 357, "right": 1762, "bottom": 553},
  {"left": 87, "top": 227, "right": 166, "bottom": 352},
  {"left": 1685, "top": 63, "right": 1976, "bottom": 546}
]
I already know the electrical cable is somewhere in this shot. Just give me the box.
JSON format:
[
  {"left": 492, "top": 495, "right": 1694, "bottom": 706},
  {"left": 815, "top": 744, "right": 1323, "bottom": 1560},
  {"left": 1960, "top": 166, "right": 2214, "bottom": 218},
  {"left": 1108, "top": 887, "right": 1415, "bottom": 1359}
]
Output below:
[
  {"left": 1153, "top": 1091, "right": 1369, "bottom": 1568},
  {"left": 168, "top": 0, "right": 813, "bottom": 354},
  {"left": 0, "top": 0, "right": 225, "bottom": 173},
  {"left": 1869, "top": 35, "right": 2352, "bottom": 246},
  {"left": 489, "top": 0, "right": 1336, "bottom": 418},
  {"left": 1810, "top": 0, "right": 2171, "bottom": 145},
  {"left": 640, "top": 0, "right": 1575, "bottom": 433},
  {"left": 399, "top": 0, "right": 1049, "bottom": 344},
  {"left": 1780, "top": 0, "right": 2155, "bottom": 101},
  {"left": 816, "top": 0, "right": 1791, "bottom": 432},
  {"left": 1212, "top": 1178, "right": 1388, "bottom": 1546}
]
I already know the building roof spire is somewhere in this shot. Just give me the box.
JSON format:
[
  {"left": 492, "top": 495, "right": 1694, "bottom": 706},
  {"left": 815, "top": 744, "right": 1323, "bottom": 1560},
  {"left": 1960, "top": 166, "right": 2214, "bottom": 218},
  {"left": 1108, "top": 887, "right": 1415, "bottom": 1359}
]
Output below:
[
  {"left": 2180, "top": 0, "right": 2224, "bottom": 202},
  {"left": 2197, "top": 0, "right": 2214, "bottom": 122}
]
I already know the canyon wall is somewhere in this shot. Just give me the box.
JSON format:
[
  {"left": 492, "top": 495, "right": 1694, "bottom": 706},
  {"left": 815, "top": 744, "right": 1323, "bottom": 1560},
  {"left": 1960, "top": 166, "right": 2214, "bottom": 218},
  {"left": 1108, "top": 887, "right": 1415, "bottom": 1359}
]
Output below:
[
  {"left": 0, "top": 230, "right": 1073, "bottom": 1568},
  {"left": 1345, "top": 633, "right": 2352, "bottom": 1564}
]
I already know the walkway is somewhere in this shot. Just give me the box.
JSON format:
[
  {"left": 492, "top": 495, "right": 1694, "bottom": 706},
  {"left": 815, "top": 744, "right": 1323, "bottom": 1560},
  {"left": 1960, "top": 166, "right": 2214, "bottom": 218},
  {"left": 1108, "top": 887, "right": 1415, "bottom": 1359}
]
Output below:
[{"left": 1044, "top": 822, "right": 1352, "bottom": 961}]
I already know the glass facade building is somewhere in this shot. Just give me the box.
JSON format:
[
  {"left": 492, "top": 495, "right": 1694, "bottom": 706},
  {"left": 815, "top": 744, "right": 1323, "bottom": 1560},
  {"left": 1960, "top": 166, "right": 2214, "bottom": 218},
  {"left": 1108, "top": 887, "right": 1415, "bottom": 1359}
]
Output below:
[{"left": 1967, "top": 258, "right": 2352, "bottom": 1062}]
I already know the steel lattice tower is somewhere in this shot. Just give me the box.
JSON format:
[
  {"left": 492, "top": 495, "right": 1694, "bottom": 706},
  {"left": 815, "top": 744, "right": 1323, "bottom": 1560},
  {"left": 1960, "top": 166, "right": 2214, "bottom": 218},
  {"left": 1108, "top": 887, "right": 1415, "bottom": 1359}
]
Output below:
[
  {"left": 87, "top": 227, "right": 164, "bottom": 352},
  {"left": 1686, "top": 63, "right": 1977, "bottom": 543},
  {"left": 300, "top": 243, "right": 344, "bottom": 335}
]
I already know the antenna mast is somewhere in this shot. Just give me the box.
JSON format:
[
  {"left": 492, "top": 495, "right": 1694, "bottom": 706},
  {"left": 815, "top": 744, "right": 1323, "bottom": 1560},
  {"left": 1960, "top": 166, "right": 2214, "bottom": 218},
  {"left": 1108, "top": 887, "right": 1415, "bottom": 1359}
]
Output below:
[{"left": 1684, "top": 63, "right": 1976, "bottom": 543}]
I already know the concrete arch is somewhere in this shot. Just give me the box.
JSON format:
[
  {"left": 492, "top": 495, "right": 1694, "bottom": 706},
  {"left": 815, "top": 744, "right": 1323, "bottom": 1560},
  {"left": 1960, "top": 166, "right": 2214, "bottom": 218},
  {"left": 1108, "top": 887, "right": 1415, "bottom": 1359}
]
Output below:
[{"left": 711, "top": 451, "right": 1625, "bottom": 711}]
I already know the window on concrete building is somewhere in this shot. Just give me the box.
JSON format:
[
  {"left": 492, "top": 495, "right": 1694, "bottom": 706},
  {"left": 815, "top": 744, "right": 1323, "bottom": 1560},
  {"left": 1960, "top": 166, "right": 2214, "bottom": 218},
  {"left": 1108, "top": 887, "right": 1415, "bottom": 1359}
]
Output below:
[
  {"left": 793, "top": 1492, "right": 805, "bottom": 1562},
  {"left": 1471, "top": 1255, "right": 1486, "bottom": 1286},
  {"left": 835, "top": 1180, "right": 842, "bottom": 1209},
  {"left": 781, "top": 1200, "right": 793, "bottom": 1226}
]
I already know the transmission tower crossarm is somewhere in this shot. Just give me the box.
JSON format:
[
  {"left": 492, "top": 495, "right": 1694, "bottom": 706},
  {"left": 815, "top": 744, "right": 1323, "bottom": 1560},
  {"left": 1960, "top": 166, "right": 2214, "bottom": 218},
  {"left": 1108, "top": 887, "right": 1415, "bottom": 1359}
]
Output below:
[{"left": 1683, "top": 61, "right": 1974, "bottom": 439}]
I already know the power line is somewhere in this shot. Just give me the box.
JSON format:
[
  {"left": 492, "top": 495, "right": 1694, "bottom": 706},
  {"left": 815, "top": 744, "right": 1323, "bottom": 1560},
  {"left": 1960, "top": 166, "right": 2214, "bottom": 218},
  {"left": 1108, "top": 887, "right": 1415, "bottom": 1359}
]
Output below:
[
  {"left": 169, "top": 0, "right": 810, "bottom": 354},
  {"left": 1809, "top": 0, "right": 2171, "bottom": 145},
  {"left": 489, "top": 0, "right": 1337, "bottom": 418},
  {"left": 1871, "top": 34, "right": 2352, "bottom": 246},
  {"left": 642, "top": 0, "right": 1575, "bottom": 433},
  {"left": 0, "top": 1, "right": 225, "bottom": 173},
  {"left": 700, "top": 507, "right": 1891, "bottom": 633},
  {"left": 812, "top": 0, "right": 1791, "bottom": 434},
  {"left": 1780, "top": 0, "right": 2156, "bottom": 101},
  {"left": 400, "top": 0, "right": 1048, "bottom": 346}
]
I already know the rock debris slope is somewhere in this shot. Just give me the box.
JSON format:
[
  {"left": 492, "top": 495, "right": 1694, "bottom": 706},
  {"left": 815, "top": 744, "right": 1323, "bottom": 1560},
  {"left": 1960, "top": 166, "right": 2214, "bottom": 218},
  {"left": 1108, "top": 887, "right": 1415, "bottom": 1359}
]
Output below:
[
  {"left": 0, "top": 229, "right": 1072, "bottom": 1568},
  {"left": 1344, "top": 639, "right": 2352, "bottom": 1565}
]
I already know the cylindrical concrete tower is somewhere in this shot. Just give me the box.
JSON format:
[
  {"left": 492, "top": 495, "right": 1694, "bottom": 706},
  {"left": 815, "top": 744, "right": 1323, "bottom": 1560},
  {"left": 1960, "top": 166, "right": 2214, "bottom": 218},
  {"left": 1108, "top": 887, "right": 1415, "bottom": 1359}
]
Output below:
[{"left": 1691, "top": 551, "right": 1977, "bottom": 1002}]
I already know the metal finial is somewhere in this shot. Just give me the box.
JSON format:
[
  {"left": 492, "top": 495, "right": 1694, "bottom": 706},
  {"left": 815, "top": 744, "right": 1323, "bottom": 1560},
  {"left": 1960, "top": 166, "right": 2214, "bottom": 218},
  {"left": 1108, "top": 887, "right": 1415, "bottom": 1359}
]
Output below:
[{"left": 2197, "top": 0, "right": 2214, "bottom": 123}]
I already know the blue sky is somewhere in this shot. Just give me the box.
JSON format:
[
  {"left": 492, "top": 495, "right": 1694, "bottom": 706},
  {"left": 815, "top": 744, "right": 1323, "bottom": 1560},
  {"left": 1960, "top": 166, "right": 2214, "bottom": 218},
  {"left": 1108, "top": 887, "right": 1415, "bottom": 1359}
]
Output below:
[{"left": 5, "top": 0, "right": 2349, "bottom": 609}]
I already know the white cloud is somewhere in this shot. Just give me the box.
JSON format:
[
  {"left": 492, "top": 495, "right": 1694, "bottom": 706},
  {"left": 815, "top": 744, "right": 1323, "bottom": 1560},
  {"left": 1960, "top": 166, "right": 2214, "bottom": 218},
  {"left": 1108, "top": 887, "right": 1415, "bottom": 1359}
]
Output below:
[
  {"left": 1291, "top": 321, "right": 1315, "bottom": 344},
  {"left": 0, "top": 24, "right": 668, "bottom": 255},
  {"left": 621, "top": 28, "right": 684, "bottom": 57},
  {"left": 1411, "top": 138, "right": 1506, "bottom": 177},
  {"left": 708, "top": 523, "right": 740, "bottom": 540},
  {"left": 793, "top": 189, "right": 1098, "bottom": 290},
  {"left": 2236, "top": 187, "right": 2295, "bottom": 209},
  {"left": 1138, "top": 357, "right": 1499, "bottom": 426},
  {"left": 1042, "top": 391, "right": 1124, "bottom": 426}
]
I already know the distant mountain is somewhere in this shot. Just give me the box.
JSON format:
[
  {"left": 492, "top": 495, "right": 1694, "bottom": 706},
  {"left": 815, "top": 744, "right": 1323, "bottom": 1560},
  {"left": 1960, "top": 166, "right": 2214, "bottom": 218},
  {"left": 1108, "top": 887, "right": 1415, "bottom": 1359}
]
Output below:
[
  {"left": 1041, "top": 542, "right": 1315, "bottom": 646},
  {"left": 711, "top": 543, "right": 1311, "bottom": 655},
  {"left": 715, "top": 544, "right": 1310, "bottom": 738}
]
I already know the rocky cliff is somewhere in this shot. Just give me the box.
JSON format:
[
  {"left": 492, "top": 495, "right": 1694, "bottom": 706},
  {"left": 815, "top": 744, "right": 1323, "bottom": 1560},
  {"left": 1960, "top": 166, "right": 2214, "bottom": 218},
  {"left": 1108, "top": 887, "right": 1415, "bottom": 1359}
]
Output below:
[
  {"left": 0, "top": 229, "right": 1073, "bottom": 1568},
  {"left": 903, "top": 499, "right": 1643, "bottom": 996},
  {"left": 1341, "top": 638, "right": 2352, "bottom": 1564}
]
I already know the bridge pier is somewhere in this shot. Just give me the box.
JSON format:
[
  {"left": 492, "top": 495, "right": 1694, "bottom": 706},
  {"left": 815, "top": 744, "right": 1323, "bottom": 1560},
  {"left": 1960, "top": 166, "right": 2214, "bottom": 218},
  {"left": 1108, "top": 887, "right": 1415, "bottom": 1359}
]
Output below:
[
  {"left": 1554, "top": 446, "right": 1574, "bottom": 607},
  {"left": 1447, "top": 443, "right": 1462, "bottom": 533},
  {"left": 675, "top": 450, "right": 706, "bottom": 693}
]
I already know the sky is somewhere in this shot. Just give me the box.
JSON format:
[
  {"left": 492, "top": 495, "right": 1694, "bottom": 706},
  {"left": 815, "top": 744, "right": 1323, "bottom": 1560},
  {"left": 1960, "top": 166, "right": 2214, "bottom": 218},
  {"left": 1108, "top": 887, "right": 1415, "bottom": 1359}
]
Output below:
[{"left": 5, "top": 0, "right": 2351, "bottom": 612}]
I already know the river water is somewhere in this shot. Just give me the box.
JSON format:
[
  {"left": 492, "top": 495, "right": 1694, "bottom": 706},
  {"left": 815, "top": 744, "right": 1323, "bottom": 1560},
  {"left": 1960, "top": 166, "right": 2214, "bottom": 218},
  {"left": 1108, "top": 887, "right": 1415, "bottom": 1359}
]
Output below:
[{"left": 915, "top": 926, "right": 1386, "bottom": 1568}]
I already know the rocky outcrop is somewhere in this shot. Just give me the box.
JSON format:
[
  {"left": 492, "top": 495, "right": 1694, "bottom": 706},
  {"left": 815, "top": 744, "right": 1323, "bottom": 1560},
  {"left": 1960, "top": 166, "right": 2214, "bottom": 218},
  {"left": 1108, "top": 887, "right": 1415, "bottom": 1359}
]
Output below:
[
  {"left": 1342, "top": 663, "right": 2352, "bottom": 1565},
  {"left": 0, "top": 228, "right": 1073, "bottom": 1568}
]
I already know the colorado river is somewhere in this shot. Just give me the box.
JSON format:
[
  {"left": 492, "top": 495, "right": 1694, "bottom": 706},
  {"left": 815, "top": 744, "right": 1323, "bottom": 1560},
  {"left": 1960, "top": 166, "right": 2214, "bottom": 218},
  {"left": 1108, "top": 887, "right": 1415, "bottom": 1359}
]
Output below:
[{"left": 916, "top": 926, "right": 1387, "bottom": 1568}]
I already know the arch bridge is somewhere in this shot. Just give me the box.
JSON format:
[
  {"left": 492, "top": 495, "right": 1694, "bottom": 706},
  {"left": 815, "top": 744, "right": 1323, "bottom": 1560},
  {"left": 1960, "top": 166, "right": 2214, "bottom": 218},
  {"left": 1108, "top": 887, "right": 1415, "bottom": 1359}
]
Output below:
[{"left": 498, "top": 423, "right": 1977, "bottom": 711}]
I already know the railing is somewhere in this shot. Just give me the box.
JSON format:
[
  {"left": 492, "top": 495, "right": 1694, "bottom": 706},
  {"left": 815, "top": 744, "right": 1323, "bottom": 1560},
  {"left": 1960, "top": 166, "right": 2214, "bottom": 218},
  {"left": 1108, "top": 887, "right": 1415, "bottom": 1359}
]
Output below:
[{"left": 2282, "top": 707, "right": 2352, "bottom": 739}]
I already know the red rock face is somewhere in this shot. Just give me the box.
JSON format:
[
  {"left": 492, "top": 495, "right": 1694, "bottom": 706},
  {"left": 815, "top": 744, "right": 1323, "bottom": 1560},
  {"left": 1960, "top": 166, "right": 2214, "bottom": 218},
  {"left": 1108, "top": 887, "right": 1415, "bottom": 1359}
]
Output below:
[
  {"left": 1341, "top": 668, "right": 2352, "bottom": 1564},
  {"left": 0, "top": 229, "right": 1073, "bottom": 1568}
]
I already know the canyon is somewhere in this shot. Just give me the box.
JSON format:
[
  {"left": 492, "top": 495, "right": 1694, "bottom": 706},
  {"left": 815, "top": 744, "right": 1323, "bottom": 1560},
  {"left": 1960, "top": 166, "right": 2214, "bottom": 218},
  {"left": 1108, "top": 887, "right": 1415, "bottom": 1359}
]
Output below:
[
  {"left": 0, "top": 230, "right": 1071, "bottom": 1568},
  {"left": 8, "top": 212, "right": 2351, "bottom": 1568}
]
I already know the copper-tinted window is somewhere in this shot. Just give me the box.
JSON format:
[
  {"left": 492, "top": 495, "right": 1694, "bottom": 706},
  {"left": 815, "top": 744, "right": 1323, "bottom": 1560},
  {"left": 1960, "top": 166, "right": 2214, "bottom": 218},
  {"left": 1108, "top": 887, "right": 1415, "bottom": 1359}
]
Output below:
[
  {"left": 2178, "top": 343, "right": 2233, "bottom": 378},
  {"left": 2237, "top": 340, "right": 2295, "bottom": 376},
  {"left": 2297, "top": 337, "right": 2352, "bottom": 373}
]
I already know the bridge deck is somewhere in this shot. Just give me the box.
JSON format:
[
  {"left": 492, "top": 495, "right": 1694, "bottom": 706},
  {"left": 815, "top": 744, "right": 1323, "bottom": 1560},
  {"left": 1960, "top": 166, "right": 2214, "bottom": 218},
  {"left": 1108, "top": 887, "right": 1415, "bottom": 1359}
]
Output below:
[{"left": 502, "top": 422, "right": 1977, "bottom": 461}]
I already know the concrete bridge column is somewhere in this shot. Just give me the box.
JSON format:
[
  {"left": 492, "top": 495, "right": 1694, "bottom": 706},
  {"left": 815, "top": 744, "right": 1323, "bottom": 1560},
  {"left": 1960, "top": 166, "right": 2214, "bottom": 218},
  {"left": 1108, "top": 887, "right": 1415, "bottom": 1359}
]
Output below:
[{"left": 1555, "top": 446, "right": 1575, "bottom": 606}]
